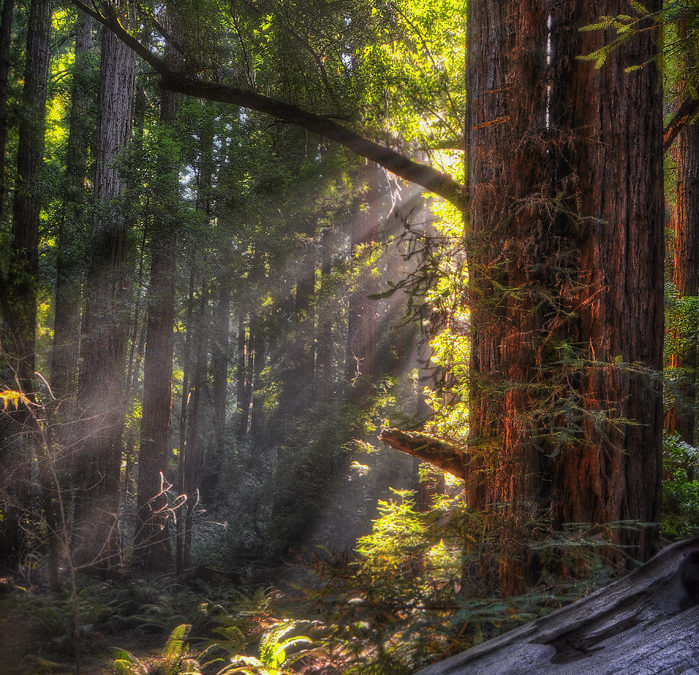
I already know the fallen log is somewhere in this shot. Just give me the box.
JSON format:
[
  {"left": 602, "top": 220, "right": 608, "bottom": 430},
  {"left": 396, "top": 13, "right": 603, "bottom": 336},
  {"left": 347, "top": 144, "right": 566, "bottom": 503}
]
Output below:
[
  {"left": 418, "top": 537, "right": 699, "bottom": 674},
  {"left": 378, "top": 428, "right": 468, "bottom": 480}
]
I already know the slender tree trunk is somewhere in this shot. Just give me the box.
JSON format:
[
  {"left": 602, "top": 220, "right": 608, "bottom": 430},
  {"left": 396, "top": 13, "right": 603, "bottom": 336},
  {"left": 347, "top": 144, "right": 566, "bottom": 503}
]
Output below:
[
  {"left": 176, "top": 269, "right": 195, "bottom": 576},
  {"left": 183, "top": 281, "right": 208, "bottom": 568},
  {"left": 50, "top": 10, "right": 92, "bottom": 404},
  {"left": 74, "top": 16, "right": 135, "bottom": 569},
  {"left": 236, "top": 312, "right": 251, "bottom": 438},
  {"left": 203, "top": 282, "right": 231, "bottom": 499},
  {"left": 346, "top": 165, "right": 381, "bottom": 387},
  {"left": 0, "top": 0, "right": 51, "bottom": 571},
  {"left": 134, "top": 76, "right": 182, "bottom": 573},
  {"left": 249, "top": 315, "right": 266, "bottom": 438},
  {"left": 0, "top": 0, "right": 15, "bottom": 224}
]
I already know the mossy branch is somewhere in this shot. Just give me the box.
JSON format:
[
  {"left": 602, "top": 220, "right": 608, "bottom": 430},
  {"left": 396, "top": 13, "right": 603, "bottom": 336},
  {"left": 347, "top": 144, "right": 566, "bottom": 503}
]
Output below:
[{"left": 379, "top": 428, "right": 468, "bottom": 480}]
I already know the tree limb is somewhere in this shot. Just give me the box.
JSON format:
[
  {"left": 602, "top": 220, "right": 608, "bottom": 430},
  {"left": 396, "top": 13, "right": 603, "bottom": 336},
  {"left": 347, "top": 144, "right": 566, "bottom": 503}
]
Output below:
[
  {"left": 664, "top": 97, "right": 699, "bottom": 152},
  {"left": 70, "top": 0, "right": 466, "bottom": 210},
  {"left": 379, "top": 428, "right": 468, "bottom": 480}
]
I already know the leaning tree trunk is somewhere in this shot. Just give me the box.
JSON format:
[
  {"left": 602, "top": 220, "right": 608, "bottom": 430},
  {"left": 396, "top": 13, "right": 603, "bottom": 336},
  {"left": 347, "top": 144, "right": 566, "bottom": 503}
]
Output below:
[
  {"left": 73, "top": 16, "right": 135, "bottom": 569},
  {"left": 0, "top": 0, "right": 51, "bottom": 571}
]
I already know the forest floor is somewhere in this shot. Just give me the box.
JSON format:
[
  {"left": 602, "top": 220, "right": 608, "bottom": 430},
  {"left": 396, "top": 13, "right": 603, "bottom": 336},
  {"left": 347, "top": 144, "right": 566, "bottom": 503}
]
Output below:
[{"left": 0, "top": 569, "right": 348, "bottom": 675}]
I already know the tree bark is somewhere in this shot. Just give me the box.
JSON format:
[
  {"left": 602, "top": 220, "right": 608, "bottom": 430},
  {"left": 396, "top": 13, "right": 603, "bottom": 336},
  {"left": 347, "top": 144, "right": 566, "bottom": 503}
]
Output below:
[
  {"left": 379, "top": 429, "right": 466, "bottom": 480},
  {"left": 235, "top": 312, "right": 251, "bottom": 439},
  {"left": 183, "top": 280, "right": 208, "bottom": 568},
  {"left": 419, "top": 538, "right": 699, "bottom": 674},
  {"left": 552, "top": 0, "right": 664, "bottom": 561},
  {"left": 202, "top": 281, "right": 231, "bottom": 500},
  {"left": 666, "top": 86, "right": 699, "bottom": 445},
  {"left": 465, "top": 0, "right": 664, "bottom": 594},
  {"left": 0, "top": 0, "right": 51, "bottom": 570},
  {"left": 73, "top": 15, "right": 135, "bottom": 569},
  {"left": 134, "top": 78, "right": 182, "bottom": 573},
  {"left": 0, "top": 0, "right": 15, "bottom": 224}
]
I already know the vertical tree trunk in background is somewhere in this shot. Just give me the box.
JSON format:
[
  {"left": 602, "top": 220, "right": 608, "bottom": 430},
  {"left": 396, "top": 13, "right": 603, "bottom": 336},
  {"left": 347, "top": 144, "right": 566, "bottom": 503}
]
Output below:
[
  {"left": 346, "top": 165, "right": 380, "bottom": 388},
  {"left": 0, "top": 0, "right": 51, "bottom": 570},
  {"left": 0, "top": 0, "right": 15, "bottom": 224},
  {"left": 666, "top": 102, "right": 699, "bottom": 446},
  {"left": 176, "top": 270, "right": 195, "bottom": 575},
  {"left": 9, "top": 0, "right": 50, "bottom": 392},
  {"left": 466, "top": 0, "right": 664, "bottom": 594},
  {"left": 183, "top": 281, "right": 209, "bottom": 568},
  {"left": 236, "top": 312, "right": 251, "bottom": 438},
  {"left": 74, "top": 18, "right": 135, "bottom": 568},
  {"left": 181, "top": 116, "right": 214, "bottom": 568},
  {"left": 134, "top": 70, "right": 182, "bottom": 573},
  {"left": 551, "top": 1, "right": 664, "bottom": 561},
  {"left": 249, "top": 315, "right": 266, "bottom": 438},
  {"left": 315, "top": 231, "right": 334, "bottom": 401},
  {"left": 202, "top": 281, "right": 231, "bottom": 500},
  {"left": 51, "top": 10, "right": 92, "bottom": 405}
]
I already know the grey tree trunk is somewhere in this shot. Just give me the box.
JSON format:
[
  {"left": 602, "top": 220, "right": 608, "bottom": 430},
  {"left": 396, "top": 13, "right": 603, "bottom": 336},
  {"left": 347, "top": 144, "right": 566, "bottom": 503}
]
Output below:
[{"left": 74, "top": 16, "right": 135, "bottom": 569}]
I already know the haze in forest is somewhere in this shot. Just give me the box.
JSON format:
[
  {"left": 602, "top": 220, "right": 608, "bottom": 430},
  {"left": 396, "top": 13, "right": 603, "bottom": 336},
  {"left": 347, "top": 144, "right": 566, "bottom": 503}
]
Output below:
[{"left": 0, "top": 1, "right": 697, "bottom": 673}]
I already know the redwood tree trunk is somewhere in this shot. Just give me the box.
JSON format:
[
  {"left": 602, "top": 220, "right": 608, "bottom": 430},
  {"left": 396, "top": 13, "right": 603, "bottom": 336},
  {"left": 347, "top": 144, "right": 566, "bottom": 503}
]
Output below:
[
  {"left": 552, "top": 1, "right": 664, "bottom": 561},
  {"left": 134, "top": 80, "right": 182, "bottom": 573},
  {"left": 50, "top": 10, "right": 92, "bottom": 404},
  {"left": 0, "top": 0, "right": 51, "bottom": 569},
  {"left": 466, "top": 0, "right": 664, "bottom": 594},
  {"left": 201, "top": 281, "right": 231, "bottom": 500},
  {"left": 74, "top": 18, "right": 135, "bottom": 568},
  {"left": 0, "top": 0, "right": 15, "bottom": 223},
  {"left": 666, "top": 105, "right": 699, "bottom": 445}
]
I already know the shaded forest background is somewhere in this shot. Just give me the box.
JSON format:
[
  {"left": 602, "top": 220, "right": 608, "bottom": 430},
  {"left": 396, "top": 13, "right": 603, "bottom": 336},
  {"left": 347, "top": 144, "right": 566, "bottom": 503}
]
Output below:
[{"left": 0, "top": 0, "right": 697, "bottom": 673}]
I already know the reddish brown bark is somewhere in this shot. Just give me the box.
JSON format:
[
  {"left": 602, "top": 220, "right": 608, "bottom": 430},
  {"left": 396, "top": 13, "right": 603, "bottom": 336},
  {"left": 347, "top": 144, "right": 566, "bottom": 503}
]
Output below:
[
  {"left": 466, "top": 1, "right": 664, "bottom": 594},
  {"left": 552, "top": 1, "right": 664, "bottom": 561},
  {"left": 665, "top": 108, "right": 699, "bottom": 445}
]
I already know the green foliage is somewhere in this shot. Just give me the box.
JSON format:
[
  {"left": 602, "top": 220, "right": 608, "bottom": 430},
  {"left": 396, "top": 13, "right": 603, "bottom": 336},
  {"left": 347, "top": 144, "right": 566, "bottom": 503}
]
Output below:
[{"left": 662, "top": 434, "right": 699, "bottom": 539}]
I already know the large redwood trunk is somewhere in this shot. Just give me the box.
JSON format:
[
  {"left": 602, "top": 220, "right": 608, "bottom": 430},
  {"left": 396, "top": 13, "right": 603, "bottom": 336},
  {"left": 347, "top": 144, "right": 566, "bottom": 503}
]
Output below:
[
  {"left": 466, "top": 1, "right": 664, "bottom": 594},
  {"left": 551, "top": 1, "right": 664, "bottom": 561},
  {"left": 467, "top": 0, "right": 558, "bottom": 595},
  {"left": 74, "top": 18, "right": 135, "bottom": 568}
]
